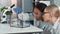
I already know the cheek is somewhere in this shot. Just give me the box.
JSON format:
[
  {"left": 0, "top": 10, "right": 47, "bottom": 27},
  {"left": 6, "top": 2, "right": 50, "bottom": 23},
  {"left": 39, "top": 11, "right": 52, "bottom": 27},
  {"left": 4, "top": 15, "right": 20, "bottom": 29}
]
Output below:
[
  {"left": 35, "top": 15, "right": 41, "bottom": 18},
  {"left": 34, "top": 15, "right": 42, "bottom": 20},
  {"left": 43, "top": 14, "right": 51, "bottom": 22}
]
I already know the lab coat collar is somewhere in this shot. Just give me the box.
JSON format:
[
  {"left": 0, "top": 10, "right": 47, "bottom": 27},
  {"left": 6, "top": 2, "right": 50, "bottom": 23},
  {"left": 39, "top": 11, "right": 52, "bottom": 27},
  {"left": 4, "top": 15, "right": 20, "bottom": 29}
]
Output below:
[{"left": 53, "top": 17, "right": 60, "bottom": 29}]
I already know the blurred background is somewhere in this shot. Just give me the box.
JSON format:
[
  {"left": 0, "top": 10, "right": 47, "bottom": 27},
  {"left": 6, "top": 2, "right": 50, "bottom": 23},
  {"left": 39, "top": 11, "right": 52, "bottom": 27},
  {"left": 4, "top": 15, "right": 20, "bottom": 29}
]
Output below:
[{"left": 0, "top": 0, "right": 60, "bottom": 26}]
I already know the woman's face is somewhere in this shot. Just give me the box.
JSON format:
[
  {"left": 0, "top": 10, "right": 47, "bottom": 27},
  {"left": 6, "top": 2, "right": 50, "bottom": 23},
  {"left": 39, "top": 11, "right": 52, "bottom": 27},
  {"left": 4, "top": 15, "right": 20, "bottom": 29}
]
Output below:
[
  {"left": 34, "top": 8, "right": 42, "bottom": 20},
  {"left": 43, "top": 10, "right": 51, "bottom": 22}
]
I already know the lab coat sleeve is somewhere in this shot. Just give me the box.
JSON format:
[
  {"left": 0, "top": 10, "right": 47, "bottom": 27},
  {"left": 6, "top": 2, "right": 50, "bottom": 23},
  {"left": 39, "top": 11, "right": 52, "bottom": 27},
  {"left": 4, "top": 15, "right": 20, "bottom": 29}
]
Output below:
[
  {"left": 53, "top": 23, "right": 60, "bottom": 34},
  {"left": 56, "top": 25, "right": 60, "bottom": 34},
  {"left": 34, "top": 18, "right": 37, "bottom": 27}
]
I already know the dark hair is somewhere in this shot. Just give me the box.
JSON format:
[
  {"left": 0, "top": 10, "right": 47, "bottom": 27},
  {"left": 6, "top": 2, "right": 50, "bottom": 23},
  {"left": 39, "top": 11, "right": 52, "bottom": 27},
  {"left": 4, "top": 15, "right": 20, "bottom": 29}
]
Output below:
[{"left": 35, "top": 3, "right": 47, "bottom": 13}]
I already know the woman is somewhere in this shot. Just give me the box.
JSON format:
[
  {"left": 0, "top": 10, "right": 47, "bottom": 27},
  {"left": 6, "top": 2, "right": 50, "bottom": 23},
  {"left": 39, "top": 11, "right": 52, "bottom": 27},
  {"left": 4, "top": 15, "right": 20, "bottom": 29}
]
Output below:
[
  {"left": 43, "top": 5, "right": 60, "bottom": 34},
  {"left": 33, "top": 3, "right": 51, "bottom": 29}
]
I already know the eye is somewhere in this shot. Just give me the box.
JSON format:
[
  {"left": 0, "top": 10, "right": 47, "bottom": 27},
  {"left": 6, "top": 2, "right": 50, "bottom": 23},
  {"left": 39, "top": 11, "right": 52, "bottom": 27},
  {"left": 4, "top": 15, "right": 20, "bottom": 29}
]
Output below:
[
  {"left": 43, "top": 12, "right": 49, "bottom": 15},
  {"left": 35, "top": 12, "right": 39, "bottom": 15}
]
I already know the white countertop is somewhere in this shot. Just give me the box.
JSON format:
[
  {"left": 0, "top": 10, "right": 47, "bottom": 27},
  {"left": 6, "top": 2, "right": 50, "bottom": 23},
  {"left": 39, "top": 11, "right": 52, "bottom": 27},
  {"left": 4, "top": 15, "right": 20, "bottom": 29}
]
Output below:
[{"left": 0, "top": 24, "right": 43, "bottom": 34}]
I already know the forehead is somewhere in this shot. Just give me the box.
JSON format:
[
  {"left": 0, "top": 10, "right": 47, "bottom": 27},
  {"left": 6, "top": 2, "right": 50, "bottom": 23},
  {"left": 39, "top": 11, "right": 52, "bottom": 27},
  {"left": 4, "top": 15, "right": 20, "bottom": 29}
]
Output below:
[
  {"left": 34, "top": 8, "right": 41, "bottom": 13},
  {"left": 44, "top": 8, "right": 51, "bottom": 13}
]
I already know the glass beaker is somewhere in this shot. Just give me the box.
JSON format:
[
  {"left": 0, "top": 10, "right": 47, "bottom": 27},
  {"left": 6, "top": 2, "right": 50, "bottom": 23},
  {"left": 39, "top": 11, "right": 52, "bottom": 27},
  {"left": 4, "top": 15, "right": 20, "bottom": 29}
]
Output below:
[{"left": 6, "top": 15, "right": 12, "bottom": 24}]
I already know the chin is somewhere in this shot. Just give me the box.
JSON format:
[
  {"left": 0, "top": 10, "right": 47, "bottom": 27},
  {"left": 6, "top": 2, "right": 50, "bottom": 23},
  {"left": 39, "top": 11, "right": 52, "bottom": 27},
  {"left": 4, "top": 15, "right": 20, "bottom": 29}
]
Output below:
[
  {"left": 36, "top": 19, "right": 40, "bottom": 21},
  {"left": 44, "top": 20, "right": 48, "bottom": 22}
]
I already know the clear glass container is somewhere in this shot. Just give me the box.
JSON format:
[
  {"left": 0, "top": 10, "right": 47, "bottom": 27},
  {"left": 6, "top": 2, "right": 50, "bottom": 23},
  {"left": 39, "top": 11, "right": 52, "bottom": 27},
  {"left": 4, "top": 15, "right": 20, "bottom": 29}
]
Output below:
[{"left": 6, "top": 15, "right": 12, "bottom": 24}]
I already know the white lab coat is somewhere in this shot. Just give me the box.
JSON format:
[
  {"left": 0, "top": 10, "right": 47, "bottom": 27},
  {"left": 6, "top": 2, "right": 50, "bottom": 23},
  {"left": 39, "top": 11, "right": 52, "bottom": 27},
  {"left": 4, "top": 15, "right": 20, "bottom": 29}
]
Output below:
[
  {"left": 34, "top": 18, "right": 46, "bottom": 28},
  {"left": 41, "top": 17, "right": 60, "bottom": 34},
  {"left": 34, "top": 18, "right": 52, "bottom": 30},
  {"left": 51, "top": 17, "right": 60, "bottom": 34},
  {"left": 34, "top": 18, "right": 52, "bottom": 34}
]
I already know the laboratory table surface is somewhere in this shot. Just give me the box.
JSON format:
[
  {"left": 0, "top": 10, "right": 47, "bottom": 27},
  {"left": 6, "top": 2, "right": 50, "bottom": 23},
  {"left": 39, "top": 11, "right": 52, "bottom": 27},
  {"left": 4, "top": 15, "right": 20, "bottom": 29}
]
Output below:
[{"left": 0, "top": 24, "right": 43, "bottom": 34}]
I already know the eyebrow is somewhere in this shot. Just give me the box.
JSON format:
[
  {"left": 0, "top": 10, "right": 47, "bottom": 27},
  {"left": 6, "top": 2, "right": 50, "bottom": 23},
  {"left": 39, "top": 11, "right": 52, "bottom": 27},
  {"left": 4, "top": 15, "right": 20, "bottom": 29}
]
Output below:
[
  {"left": 44, "top": 12, "right": 50, "bottom": 13},
  {"left": 43, "top": 12, "right": 50, "bottom": 14}
]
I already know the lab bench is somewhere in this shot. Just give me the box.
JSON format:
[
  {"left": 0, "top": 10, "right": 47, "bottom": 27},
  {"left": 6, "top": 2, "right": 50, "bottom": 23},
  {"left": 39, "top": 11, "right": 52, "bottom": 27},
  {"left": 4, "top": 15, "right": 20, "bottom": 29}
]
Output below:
[{"left": 0, "top": 23, "right": 43, "bottom": 34}]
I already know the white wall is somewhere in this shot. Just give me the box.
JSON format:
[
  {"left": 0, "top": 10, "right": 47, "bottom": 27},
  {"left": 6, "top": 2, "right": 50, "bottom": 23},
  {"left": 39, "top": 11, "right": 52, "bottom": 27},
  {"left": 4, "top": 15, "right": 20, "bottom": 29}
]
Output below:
[{"left": 0, "top": 0, "right": 11, "bottom": 7}]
